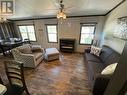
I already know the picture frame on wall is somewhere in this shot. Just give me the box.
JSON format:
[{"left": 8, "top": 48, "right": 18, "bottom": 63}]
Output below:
[{"left": 113, "top": 16, "right": 127, "bottom": 40}]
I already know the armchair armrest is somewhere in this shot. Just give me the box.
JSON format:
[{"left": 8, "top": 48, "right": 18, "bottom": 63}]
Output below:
[
  {"left": 31, "top": 45, "right": 44, "bottom": 53},
  {"left": 92, "top": 74, "right": 112, "bottom": 95},
  {"left": 21, "top": 53, "right": 34, "bottom": 57},
  {"left": 18, "top": 53, "right": 36, "bottom": 68}
]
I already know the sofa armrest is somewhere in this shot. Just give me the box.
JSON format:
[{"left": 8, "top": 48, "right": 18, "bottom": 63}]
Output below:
[
  {"left": 92, "top": 74, "right": 112, "bottom": 95},
  {"left": 0, "top": 77, "right": 3, "bottom": 84},
  {"left": 85, "top": 48, "right": 91, "bottom": 53}
]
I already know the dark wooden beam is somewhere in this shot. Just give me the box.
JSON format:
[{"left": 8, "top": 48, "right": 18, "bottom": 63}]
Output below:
[
  {"left": 105, "top": 0, "right": 126, "bottom": 15},
  {"left": 10, "top": 15, "right": 105, "bottom": 21}
]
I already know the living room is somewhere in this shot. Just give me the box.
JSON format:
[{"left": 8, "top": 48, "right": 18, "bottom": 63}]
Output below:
[{"left": 0, "top": 0, "right": 127, "bottom": 95}]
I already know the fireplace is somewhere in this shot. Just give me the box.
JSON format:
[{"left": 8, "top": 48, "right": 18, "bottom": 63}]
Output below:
[{"left": 59, "top": 39, "right": 75, "bottom": 52}]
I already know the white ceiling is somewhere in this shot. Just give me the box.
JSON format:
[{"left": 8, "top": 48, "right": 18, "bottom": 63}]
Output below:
[{"left": 8, "top": 0, "right": 123, "bottom": 19}]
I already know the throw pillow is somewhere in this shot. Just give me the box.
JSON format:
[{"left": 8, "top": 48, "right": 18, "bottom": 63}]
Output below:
[
  {"left": 101, "top": 63, "right": 118, "bottom": 75},
  {"left": 18, "top": 44, "right": 32, "bottom": 54},
  {"left": 90, "top": 45, "right": 102, "bottom": 56},
  {"left": 31, "top": 45, "right": 43, "bottom": 52}
]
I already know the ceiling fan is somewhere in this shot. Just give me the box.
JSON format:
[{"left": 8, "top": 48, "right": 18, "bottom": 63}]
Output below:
[
  {"left": 53, "top": 0, "right": 74, "bottom": 11},
  {"left": 42, "top": 0, "right": 75, "bottom": 20}
]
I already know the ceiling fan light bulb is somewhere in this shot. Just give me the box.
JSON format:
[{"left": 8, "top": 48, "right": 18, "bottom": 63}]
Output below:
[
  {"left": 63, "top": 16, "right": 66, "bottom": 19},
  {"left": 57, "top": 14, "right": 60, "bottom": 18},
  {"left": 59, "top": 12, "right": 63, "bottom": 16},
  {"left": 63, "top": 14, "right": 66, "bottom": 19}
]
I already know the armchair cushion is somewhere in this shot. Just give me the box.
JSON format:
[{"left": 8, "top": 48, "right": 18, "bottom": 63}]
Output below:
[{"left": 33, "top": 52, "right": 43, "bottom": 60}]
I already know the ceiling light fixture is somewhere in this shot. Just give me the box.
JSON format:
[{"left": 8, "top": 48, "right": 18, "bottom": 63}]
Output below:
[
  {"left": 57, "top": 0, "right": 66, "bottom": 20},
  {"left": 57, "top": 11, "right": 66, "bottom": 19}
]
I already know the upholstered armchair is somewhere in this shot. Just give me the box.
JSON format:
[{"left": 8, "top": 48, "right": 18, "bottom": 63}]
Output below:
[{"left": 12, "top": 44, "right": 44, "bottom": 68}]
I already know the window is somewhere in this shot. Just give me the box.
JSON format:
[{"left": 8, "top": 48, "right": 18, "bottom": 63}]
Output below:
[
  {"left": 79, "top": 24, "right": 96, "bottom": 45},
  {"left": 18, "top": 25, "right": 36, "bottom": 41},
  {"left": 46, "top": 25, "right": 58, "bottom": 43}
]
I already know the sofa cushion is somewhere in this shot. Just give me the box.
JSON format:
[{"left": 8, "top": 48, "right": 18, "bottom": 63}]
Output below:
[
  {"left": 17, "top": 44, "right": 32, "bottom": 54},
  {"left": 88, "top": 61, "right": 105, "bottom": 75},
  {"left": 33, "top": 53, "right": 43, "bottom": 60},
  {"left": 87, "top": 61, "right": 105, "bottom": 88},
  {"left": 99, "top": 45, "right": 114, "bottom": 63},
  {"left": 104, "top": 52, "right": 120, "bottom": 66},
  {"left": 85, "top": 53, "right": 102, "bottom": 63}
]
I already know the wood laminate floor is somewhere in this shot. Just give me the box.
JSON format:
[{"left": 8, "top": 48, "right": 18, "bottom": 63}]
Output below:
[{"left": 0, "top": 53, "right": 92, "bottom": 95}]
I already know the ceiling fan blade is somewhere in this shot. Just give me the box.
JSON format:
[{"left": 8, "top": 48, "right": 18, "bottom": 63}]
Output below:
[
  {"left": 42, "top": 8, "right": 59, "bottom": 11},
  {"left": 65, "top": 5, "right": 76, "bottom": 9},
  {"left": 52, "top": 0, "right": 76, "bottom": 13},
  {"left": 54, "top": 3, "right": 60, "bottom": 7}
]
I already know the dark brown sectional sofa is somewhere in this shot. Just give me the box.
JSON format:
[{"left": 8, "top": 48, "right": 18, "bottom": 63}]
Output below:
[{"left": 85, "top": 45, "right": 120, "bottom": 95}]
